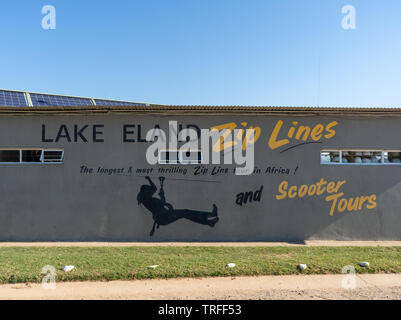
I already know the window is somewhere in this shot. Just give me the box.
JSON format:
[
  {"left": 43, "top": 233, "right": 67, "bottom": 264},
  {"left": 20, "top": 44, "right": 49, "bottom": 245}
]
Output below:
[
  {"left": 321, "top": 151, "right": 339, "bottom": 164},
  {"left": 180, "top": 150, "right": 203, "bottom": 164},
  {"left": 22, "top": 150, "right": 42, "bottom": 162},
  {"left": 159, "top": 150, "right": 179, "bottom": 164},
  {"left": 0, "top": 150, "right": 20, "bottom": 162},
  {"left": 0, "top": 149, "right": 64, "bottom": 164},
  {"left": 385, "top": 152, "right": 401, "bottom": 164},
  {"left": 158, "top": 150, "right": 202, "bottom": 164},
  {"left": 41, "top": 150, "right": 64, "bottom": 163},
  {"left": 321, "top": 150, "right": 401, "bottom": 165}
]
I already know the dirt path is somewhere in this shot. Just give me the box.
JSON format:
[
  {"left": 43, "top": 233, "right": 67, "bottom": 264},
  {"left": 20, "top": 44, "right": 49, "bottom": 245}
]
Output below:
[
  {"left": 1, "top": 274, "right": 400, "bottom": 300},
  {"left": 0, "top": 241, "right": 400, "bottom": 247}
]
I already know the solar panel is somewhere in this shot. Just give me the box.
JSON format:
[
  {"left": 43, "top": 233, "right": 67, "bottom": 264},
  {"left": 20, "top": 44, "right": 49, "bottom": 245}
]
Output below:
[
  {"left": 0, "top": 90, "right": 28, "bottom": 107},
  {"left": 30, "top": 93, "right": 94, "bottom": 107},
  {"left": 0, "top": 90, "right": 147, "bottom": 107},
  {"left": 94, "top": 99, "right": 147, "bottom": 107}
]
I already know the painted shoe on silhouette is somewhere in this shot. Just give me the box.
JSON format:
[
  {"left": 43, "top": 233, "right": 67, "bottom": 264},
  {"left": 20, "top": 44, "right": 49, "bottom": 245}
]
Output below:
[
  {"left": 208, "top": 217, "right": 219, "bottom": 227},
  {"left": 208, "top": 204, "right": 218, "bottom": 218}
]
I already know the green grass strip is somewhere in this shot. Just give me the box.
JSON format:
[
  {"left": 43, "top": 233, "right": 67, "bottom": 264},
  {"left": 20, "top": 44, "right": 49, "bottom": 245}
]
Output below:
[{"left": 0, "top": 246, "right": 400, "bottom": 284}]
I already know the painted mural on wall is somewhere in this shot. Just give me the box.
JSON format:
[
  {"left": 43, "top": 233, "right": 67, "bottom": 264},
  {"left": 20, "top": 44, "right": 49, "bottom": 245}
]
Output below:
[
  {"left": 72, "top": 118, "right": 378, "bottom": 218},
  {"left": 46, "top": 116, "right": 384, "bottom": 240},
  {"left": 137, "top": 176, "right": 219, "bottom": 236}
]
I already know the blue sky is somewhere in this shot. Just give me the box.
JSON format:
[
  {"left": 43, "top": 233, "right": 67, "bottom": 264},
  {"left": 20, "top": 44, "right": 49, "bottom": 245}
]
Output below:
[{"left": 0, "top": 0, "right": 400, "bottom": 106}]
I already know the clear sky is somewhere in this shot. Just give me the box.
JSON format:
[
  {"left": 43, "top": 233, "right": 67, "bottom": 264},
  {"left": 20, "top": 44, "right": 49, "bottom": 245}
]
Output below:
[{"left": 0, "top": 0, "right": 400, "bottom": 106}]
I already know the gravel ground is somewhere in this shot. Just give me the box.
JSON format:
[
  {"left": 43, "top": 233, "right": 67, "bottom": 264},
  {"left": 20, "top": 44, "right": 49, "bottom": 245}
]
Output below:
[
  {"left": 0, "top": 241, "right": 400, "bottom": 247},
  {"left": 1, "top": 274, "right": 400, "bottom": 300}
]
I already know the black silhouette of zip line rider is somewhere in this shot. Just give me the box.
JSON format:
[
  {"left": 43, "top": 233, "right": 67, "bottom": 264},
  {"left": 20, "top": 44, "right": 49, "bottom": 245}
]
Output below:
[{"left": 137, "top": 176, "right": 219, "bottom": 236}]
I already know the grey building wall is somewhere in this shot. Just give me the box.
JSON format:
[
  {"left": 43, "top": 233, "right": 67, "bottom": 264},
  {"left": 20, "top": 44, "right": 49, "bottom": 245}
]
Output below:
[{"left": 0, "top": 112, "right": 399, "bottom": 241}]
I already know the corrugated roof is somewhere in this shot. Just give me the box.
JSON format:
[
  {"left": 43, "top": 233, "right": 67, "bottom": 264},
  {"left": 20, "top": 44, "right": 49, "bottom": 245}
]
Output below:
[
  {"left": 1, "top": 105, "right": 401, "bottom": 115},
  {"left": 1, "top": 89, "right": 401, "bottom": 114}
]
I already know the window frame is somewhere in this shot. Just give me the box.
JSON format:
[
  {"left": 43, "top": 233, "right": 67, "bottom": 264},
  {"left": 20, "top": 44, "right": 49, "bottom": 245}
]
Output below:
[
  {"left": 179, "top": 149, "right": 203, "bottom": 165},
  {"left": 158, "top": 149, "right": 203, "bottom": 165},
  {"left": 321, "top": 149, "right": 401, "bottom": 166},
  {"left": 0, "top": 148, "right": 64, "bottom": 164},
  {"left": 158, "top": 149, "right": 180, "bottom": 165},
  {"left": 41, "top": 149, "right": 65, "bottom": 163}
]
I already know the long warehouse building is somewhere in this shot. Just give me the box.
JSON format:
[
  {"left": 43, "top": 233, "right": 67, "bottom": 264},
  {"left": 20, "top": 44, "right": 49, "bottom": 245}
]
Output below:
[{"left": 0, "top": 89, "right": 400, "bottom": 241}]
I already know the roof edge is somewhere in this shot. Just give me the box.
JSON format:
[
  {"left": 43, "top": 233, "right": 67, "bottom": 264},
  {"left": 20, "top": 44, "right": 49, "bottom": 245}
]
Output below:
[{"left": 1, "top": 105, "right": 401, "bottom": 115}]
